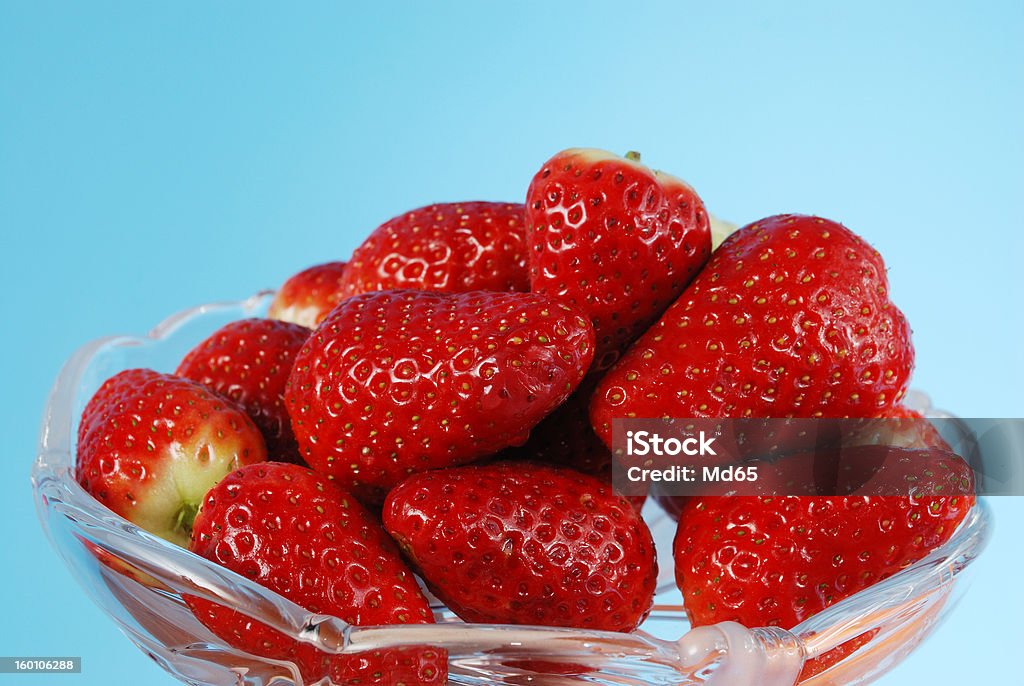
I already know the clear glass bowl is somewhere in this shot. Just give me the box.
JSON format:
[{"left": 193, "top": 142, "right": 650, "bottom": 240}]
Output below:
[{"left": 32, "top": 293, "right": 991, "bottom": 686}]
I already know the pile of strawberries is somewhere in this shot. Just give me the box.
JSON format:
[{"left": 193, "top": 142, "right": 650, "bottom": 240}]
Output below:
[{"left": 74, "top": 148, "right": 974, "bottom": 684}]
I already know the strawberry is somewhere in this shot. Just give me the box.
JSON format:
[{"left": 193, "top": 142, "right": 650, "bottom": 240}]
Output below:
[
  {"left": 383, "top": 462, "right": 657, "bottom": 632},
  {"left": 285, "top": 290, "right": 595, "bottom": 503},
  {"left": 176, "top": 318, "right": 310, "bottom": 463},
  {"left": 188, "top": 462, "right": 443, "bottom": 685},
  {"left": 527, "top": 148, "right": 711, "bottom": 371},
  {"left": 76, "top": 369, "right": 266, "bottom": 547},
  {"left": 340, "top": 202, "right": 529, "bottom": 296},
  {"left": 673, "top": 448, "right": 974, "bottom": 678},
  {"left": 268, "top": 261, "right": 348, "bottom": 328},
  {"left": 591, "top": 214, "right": 915, "bottom": 445}
]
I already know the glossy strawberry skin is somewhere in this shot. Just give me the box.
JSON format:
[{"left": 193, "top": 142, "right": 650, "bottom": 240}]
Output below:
[
  {"left": 268, "top": 261, "right": 348, "bottom": 329},
  {"left": 383, "top": 462, "right": 657, "bottom": 632},
  {"left": 591, "top": 214, "right": 915, "bottom": 445},
  {"left": 674, "top": 458, "right": 974, "bottom": 677},
  {"left": 188, "top": 463, "right": 443, "bottom": 685},
  {"left": 285, "top": 290, "right": 595, "bottom": 503},
  {"left": 177, "top": 318, "right": 311, "bottom": 463},
  {"left": 76, "top": 369, "right": 267, "bottom": 547},
  {"left": 527, "top": 149, "right": 711, "bottom": 372},
  {"left": 341, "top": 202, "right": 529, "bottom": 296}
]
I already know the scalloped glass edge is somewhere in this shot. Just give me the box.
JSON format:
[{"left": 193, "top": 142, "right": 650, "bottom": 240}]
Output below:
[{"left": 31, "top": 293, "right": 992, "bottom": 686}]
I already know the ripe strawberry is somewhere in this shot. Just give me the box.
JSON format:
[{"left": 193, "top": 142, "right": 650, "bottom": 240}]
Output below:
[
  {"left": 76, "top": 369, "right": 266, "bottom": 547},
  {"left": 674, "top": 448, "right": 974, "bottom": 678},
  {"left": 527, "top": 149, "right": 711, "bottom": 371},
  {"left": 285, "top": 290, "right": 594, "bottom": 503},
  {"left": 340, "top": 202, "right": 529, "bottom": 296},
  {"left": 188, "top": 463, "right": 444, "bottom": 685},
  {"left": 176, "top": 318, "right": 310, "bottom": 463},
  {"left": 268, "top": 261, "right": 348, "bottom": 328},
  {"left": 591, "top": 214, "right": 915, "bottom": 445},
  {"left": 383, "top": 462, "right": 657, "bottom": 632}
]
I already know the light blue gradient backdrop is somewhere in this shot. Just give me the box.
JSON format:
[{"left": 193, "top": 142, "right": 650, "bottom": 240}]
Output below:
[{"left": 2, "top": 2, "right": 1021, "bottom": 684}]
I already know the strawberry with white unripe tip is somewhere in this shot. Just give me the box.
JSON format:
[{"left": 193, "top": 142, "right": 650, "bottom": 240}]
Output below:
[
  {"left": 75, "top": 369, "right": 267, "bottom": 547},
  {"left": 527, "top": 148, "right": 711, "bottom": 372}
]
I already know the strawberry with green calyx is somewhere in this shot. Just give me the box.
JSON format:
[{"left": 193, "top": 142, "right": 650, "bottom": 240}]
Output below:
[{"left": 76, "top": 368, "right": 267, "bottom": 547}]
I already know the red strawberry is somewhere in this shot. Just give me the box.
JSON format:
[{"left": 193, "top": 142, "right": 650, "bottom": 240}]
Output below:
[
  {"left": 674, "top": 449, "right": 974, "bottom": 678},
  {"left": 285, "top": 290, "right": 595, "bottom": 503},
  {"left": 527, "top": 149, "right": 711, "bottom": 371},
  {"left": 268, "top": 261, "right": 348, "bottom": 328},
  {"left": 591, "top": 214, "right": 915, "bottom": 445},
  {"left": 76, "top": 369, "right": 266, "bottom": 547},
  {"left": 383, "top": 462, "right": 657, "bottom": 631},
  {"left": 188, "top": 462, "right": 444, "bottom": 685},
  {"left": 340, "top": 202, "right": 529, "bottom": 296},
  {"left": 176, "top": 318, "right": 310, "bottom": 463}
]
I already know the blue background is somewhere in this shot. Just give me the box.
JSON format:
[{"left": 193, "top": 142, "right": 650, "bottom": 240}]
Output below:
[{"left": 2, "top": 2, "right": 1021, "bottom": 684}]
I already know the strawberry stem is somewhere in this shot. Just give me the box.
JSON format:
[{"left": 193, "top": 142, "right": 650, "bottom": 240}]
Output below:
[
  {"left": 625, "top": 151, "right": 641, "bottom": 162},
  {"left": 176, "top": 501, "right": 201, "bottom": 536}
]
